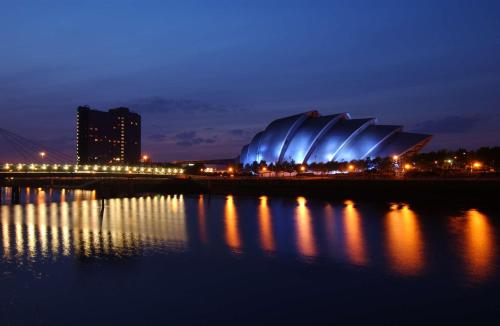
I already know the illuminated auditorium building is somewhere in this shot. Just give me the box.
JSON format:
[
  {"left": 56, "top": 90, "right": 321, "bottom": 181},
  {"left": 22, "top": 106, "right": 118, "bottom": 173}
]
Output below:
[{"left": 240, "top": 111, "right": 431, "bottom": 165}]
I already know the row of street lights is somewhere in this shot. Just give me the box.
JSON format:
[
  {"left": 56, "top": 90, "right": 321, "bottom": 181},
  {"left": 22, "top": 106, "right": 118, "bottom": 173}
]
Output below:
[{"left": 2, "top": 163, "right": 183, "bottom": 175}]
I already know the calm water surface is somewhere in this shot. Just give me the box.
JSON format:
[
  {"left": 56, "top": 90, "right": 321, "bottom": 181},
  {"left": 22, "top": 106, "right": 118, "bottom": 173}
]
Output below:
[{"left": 0, "top": 187, "right": 499, "bottom": 325}]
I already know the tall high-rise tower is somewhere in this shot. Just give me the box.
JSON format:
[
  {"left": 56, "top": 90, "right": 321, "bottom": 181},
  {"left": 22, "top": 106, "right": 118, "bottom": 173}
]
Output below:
[{"left": 76, "top": 106, "right": 141, "bottom": 164}]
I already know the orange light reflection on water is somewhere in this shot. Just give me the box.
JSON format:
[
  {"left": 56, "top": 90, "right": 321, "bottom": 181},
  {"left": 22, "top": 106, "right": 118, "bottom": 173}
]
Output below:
[
  {"left": 258, "top": 196, "right": 275, "bottom": 252},
  {"left": 198, "top": 195, "right": 208, "bottom": 244},
  {"left": 0, "top": 192, "right": 188, "bottom": 260},
  {"left": 295, "top": 197, "right": 316, "bottom": 258},
  {"left": 343, "top": 200, "right": 367, "bottom": 266},
  {"left": 452, "top": 209, "right": 495, "bottom": 283},
  {"left": 385, "top": 204, "right": 424, "bottom": 276},
  {"left": 224, "top": 195, "right": 241, "bottom": 250}
]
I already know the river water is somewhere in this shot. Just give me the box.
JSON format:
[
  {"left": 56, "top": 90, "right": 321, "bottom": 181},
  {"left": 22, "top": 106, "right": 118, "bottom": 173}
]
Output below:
[{"left": 0, "top": 187, "right": 499, "bottom": 325}]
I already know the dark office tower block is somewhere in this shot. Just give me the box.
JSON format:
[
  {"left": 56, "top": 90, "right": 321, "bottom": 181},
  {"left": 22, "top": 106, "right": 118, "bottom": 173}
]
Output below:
[{"left": 76, "top": 106, "right": 141, "bottom": 164}]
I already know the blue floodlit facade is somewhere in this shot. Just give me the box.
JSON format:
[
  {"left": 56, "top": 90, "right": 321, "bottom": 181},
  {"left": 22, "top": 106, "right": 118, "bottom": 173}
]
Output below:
[{"left": 240, "top": 111, "right": 431, "bottom": 165}]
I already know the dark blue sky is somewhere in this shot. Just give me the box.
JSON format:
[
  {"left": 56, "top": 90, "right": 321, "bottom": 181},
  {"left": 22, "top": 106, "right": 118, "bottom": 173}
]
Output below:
[{"left": 1, "top": 0, "right": 499, "bottom": 161}]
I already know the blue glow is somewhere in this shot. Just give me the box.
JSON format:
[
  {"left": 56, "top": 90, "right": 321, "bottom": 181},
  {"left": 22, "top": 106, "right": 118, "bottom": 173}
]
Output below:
[{"left": 241, "top": 112, "right": 431, "bottom": 165}]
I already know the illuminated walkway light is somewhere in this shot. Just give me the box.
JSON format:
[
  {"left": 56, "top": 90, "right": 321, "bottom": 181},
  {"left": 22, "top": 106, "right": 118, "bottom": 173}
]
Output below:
[{"left": 1, "top": 162, "right": 184, "bottom": 176}]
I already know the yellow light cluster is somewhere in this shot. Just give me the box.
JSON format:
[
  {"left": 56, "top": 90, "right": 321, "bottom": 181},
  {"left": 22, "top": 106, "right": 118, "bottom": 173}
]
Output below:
[{"left": 1, "top": 163, "right": 183, "bottom": 175}]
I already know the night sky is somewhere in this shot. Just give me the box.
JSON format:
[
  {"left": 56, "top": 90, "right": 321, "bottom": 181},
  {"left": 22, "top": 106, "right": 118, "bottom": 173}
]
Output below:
[{"left": 1, "top": 0, "right": 499, "bottom": 161}]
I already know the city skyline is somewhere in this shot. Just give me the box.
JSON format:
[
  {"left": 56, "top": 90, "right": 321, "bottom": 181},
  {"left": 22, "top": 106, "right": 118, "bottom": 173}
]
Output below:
[{"left": 1, "top": 1, "right": 500, "bottom": 161}]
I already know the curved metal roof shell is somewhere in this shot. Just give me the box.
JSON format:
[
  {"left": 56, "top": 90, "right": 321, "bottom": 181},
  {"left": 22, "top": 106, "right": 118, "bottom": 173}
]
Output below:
[{"left": 240, "top": 111, "right": 431, "bottom": 165}]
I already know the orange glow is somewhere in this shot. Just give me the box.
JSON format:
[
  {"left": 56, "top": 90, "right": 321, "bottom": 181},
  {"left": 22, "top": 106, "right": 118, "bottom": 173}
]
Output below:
[
  {"left": 258, "top": 196, "right": 275, "bottom": 252},
  {"left": 452, "top": 209, "right": 495, "bottom": 282},
  {"left": 36, "top": 189, "right": 46, "bottom": 205},
  {"left": 295, "top": 197, "right": 317, "bottom": 258},
  {"left": 300, "top": 166, "right": 306, "bottom": 172},
  {"left": 385, "top": 204, "right": 424, "bottom": 275},
  {"left": 1, "top": 193, "right": 189, "bottom": 260},
  {"left": 198, "top": 195, "right": 208, "bottom": 244},
  {"left": 348, "top": 164, "right": 354, "bottom": 171},
  {"left": 473, "top": 161, "right": 482, "bottom": 168},
  {"left": 392, "top": 155, "right": 398, "bottom": 161},
  {"left": 142, "top": 155, "right": 149, "bottom": 161},
  {"left": 261, "top": 167, "right": 267, "bottom": 172},
  {"left": 1, "top": 206, "right": 11, "bottom": 260},
  {"left": 224, "top": 195, "right": 241, "bottom": 250},
  {"left": 343, "top": 200, "right": 367, "bottom": 266},
  {"left": 39, "top": 151, "right": 46, "bottom": 158},
  {"left": 404, "top": 163, "right": 412, "bottom": 170}
]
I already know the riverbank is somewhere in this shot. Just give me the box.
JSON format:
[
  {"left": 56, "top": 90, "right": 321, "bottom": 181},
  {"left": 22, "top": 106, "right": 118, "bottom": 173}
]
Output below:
[{"left": 2, "top": 175, "right": 499, "bottom": 204}]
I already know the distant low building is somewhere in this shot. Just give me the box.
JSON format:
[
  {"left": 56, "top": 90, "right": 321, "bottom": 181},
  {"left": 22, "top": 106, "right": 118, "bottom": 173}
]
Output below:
[
  {"left": 173, "top": 158, "right": 236, "bottom": 173},
  {"left": 77, "top": 106, "right": 141, "bottom": 164},
  {"left": 240, "top": 111, "right": 431, "bottom": 165}
]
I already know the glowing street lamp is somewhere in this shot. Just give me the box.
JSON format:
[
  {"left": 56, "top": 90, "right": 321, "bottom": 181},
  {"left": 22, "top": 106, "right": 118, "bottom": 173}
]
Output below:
[
  {"left": 228, "top": 167, "right": 234, "bottom": 173},
  {"left": 300, "top": 165, "right": 306, "bottom": 172},
  {"left": 471, "top": 161, "right": 482, "bottom": 172},
  {"left": 39, "top": 151, "right": 46, "bottom": 160},
  {"left": 142, "top": 155, "right": 149, "bottom": 163},
  {"left": 392, "top": 155, "right": 399, "bottom": 161},
  {"left": 348, "top": 164, "right": 354, "bottom": 171}
]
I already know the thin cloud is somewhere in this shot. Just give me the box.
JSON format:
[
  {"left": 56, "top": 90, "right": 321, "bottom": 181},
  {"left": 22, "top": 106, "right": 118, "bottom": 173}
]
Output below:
[
  {"left": 173, "top": 131, "right": 217, "bottom": 147},
  {"left": 148, "top": 134, "right": 167, "bottom": 142},
  {"left": 129, "top": 97, "right": 234, "bottom": 115},
  {"left": 413, "top": 114, "right": 484, "bottom": 133}
]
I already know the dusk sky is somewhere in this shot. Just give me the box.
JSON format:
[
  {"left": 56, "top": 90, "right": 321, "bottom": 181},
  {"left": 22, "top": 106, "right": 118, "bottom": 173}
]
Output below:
[{"left": 1, "top": 0, "right": 499, "bottom": 161}]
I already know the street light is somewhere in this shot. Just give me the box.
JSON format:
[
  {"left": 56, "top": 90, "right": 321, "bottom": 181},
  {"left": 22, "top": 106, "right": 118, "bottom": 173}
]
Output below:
[
  {"left": 39, "top": 151, "right": 46, "bottom": 160},
  {"left": 471, "top": 161, "right": 482, "bottom": 172},
  {"left": 142, "top": 154, "right": 149, "bottom": 162},
  {"left": 300, "top": 165, "right": 306, "bottom": 172}
]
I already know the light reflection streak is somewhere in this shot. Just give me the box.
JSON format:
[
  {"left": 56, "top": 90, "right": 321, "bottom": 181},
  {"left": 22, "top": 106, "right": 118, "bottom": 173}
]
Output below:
[
  {"left": 295, "top": 197, "right": 316, "bottom": 258},
  {"left": 0, "top": 192, "right": 187, "bottom": 260},
  {"left": 198, "top": 195, "right": 208, "bottom": 244},
  {"left": 0, "top": 188, "right": 497, "bottom": 284},
  {"left": 38, "top": 200, "right": 48, "bottom": 258},
  {"left": 224, "top": 195, "right": 241, "bottom": 250},
  {"left": 258, "top": 196, "right": 275, "bottom": 252},
  {"left": 343, "top": 200, "right": 366, "bottom": 266},
  {"left": 50, "top": 203, "right": 59, "bottom": 257},
  {"left": 385, "top": 204, "right": 424, "bottom": 275},
  {"left": 1, "top": 206, "right": 10, "bottom": 259},
  {"left": 453, "top": 209, "right": 495, "bottom": 282},
  {"left": 26, "top": 204, "right": 36, "bottom": 259},
  {"left": 61, "top": 202, "right": 70, "bottom": 256},
  {"left": 15, "top": 205, "right": 23, "bottom": 258}
]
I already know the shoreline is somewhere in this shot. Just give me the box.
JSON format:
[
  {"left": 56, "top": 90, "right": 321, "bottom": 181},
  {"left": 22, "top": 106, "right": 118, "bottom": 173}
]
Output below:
[{"left": 2, "top": 175, "right": 499, "bottom": 205}]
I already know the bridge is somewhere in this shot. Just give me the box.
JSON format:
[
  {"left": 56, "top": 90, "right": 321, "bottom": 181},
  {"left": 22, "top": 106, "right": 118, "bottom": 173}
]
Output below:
[
  {"left": 0, "top": 126, "right": 187, "bottom": 203},
  {"left": 0, "top": 126, "right": 184, "bottom": 178},
  {"left": 2, "top": 163, "right": 183, "bottom": 176}
]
